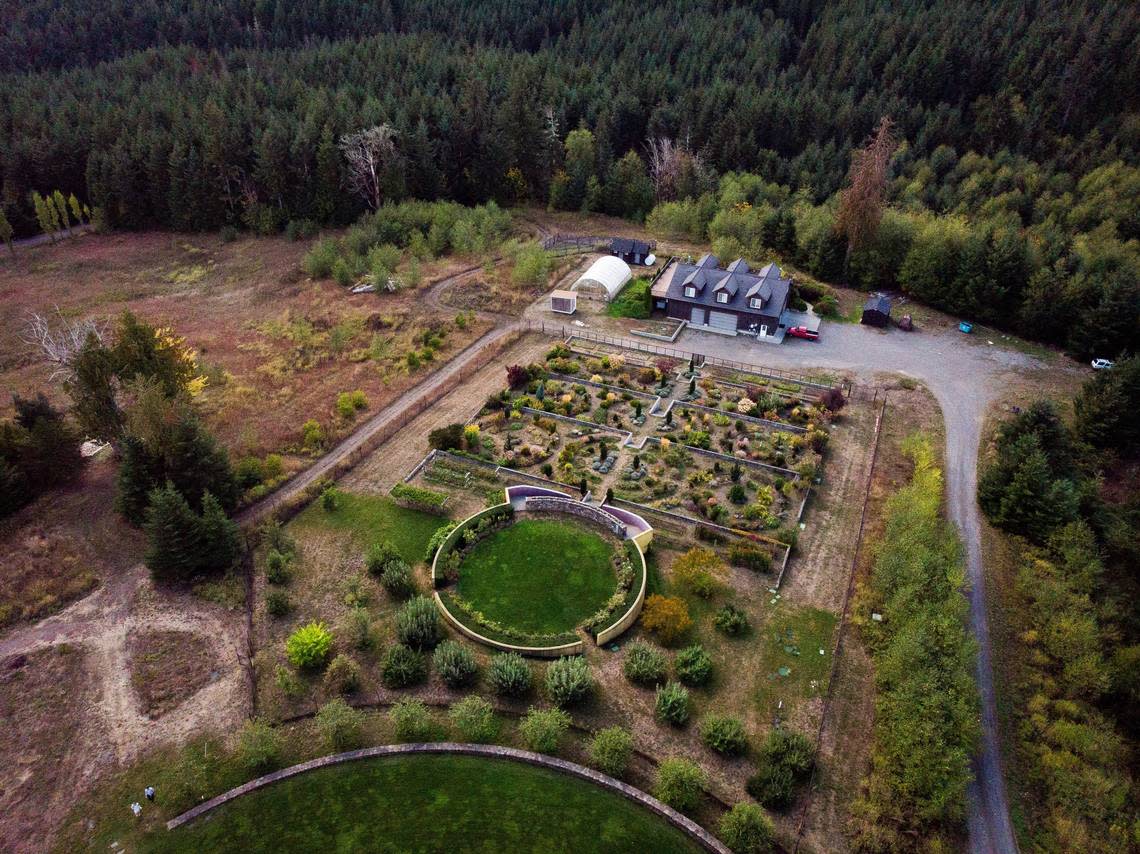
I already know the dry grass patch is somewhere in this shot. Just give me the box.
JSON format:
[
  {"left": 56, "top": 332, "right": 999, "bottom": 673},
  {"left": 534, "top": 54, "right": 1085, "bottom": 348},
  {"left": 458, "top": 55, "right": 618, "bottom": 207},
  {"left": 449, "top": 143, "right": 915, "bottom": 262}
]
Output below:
[
  {"left": 0, "top": 456, "right": 144, "bottom": 629},
  {"left": 128, "top": 629, "right": 219, "bottom": 719}
]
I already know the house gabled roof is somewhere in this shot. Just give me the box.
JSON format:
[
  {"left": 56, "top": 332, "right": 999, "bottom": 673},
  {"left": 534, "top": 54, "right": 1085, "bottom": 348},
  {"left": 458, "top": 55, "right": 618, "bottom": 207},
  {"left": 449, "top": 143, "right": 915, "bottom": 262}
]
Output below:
[
  {"left": 713, "top": 272, "right": 740, "bottom": 296},
  {"left": 665, "top": 257, "right": 792, "bottom": 317}
]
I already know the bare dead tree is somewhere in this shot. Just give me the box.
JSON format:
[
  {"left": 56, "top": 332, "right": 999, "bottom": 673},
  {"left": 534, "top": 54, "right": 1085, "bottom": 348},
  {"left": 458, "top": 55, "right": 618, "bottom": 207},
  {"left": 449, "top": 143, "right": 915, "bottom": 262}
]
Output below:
[
  {"left": 338, "top": 124, "right": 399, "bottom": 211},
  {"left": 646, "top": 136, "right": 710, "bottom": 201},
  {"left": 835, "top": 116, "right": 897, "bottom": 272},
  {"left": 22, "top": 309, "right": 107, "bottom": 381}
]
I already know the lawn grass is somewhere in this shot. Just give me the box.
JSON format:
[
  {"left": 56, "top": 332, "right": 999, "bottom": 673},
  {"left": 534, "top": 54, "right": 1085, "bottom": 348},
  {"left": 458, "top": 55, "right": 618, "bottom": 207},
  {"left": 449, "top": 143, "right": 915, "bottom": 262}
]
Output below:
[
  {"left": 151, "top": 754, "right": 702, "bottom": 853},
  {"left": 457, "top": 519, "right": 617, "bottom": 634},
  {"left": 606, "top": 276, "right": 652, "bottom": 318},
  {"left": 753, "top": 603, "right": 838, "bottom": 722},
  {"left": 289, "top": 492, "right": 449, "bottom": 565}
]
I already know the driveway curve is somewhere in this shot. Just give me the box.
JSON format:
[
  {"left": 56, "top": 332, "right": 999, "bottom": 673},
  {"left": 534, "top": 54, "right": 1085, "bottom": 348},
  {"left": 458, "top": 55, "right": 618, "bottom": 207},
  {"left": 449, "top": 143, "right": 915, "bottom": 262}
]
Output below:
[{"left": 629, "top": 319, "right": 1080, "bottom": 853}]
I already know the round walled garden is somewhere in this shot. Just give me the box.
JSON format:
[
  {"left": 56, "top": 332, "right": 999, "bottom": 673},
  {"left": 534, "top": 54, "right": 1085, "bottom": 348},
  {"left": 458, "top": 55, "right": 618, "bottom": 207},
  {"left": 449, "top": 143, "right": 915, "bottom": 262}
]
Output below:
[{"left": 432, "top": 499, "right": 647, "bottom": 655}]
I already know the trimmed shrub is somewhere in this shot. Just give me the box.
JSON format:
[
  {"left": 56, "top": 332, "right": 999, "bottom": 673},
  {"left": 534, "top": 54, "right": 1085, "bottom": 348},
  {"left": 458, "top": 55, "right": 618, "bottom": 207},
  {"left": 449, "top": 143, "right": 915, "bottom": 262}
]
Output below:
[
  {"left": 641, "top": 595, "right": 692, "bottom": 646},
  {"left": 396, "top": 595, "right": 442, "bottom": 650},
  {"left": 428, "top": 423, "right": 464, "bottom": 450},
  {"left": 719, "top": 803, "right": 775, "bottom": 853},
  {"left": 449, "top": 695, "right": 498, "bottom": 743},
  {"left": 344, "top": 606, "right": 375, "bottom": 650},
  {"left": 323, "top": 654, "right": 362, "bottom": 695},
  {"left": 301, "top": 419, "right": 325, "bottom": 451},
  {"left": 655, "top": 681, "right": 690, "bottom": 727},
  {"left": 320, "top": 485, "right": 339, "bottom": 510},
  {"left": 747, "top": 729, "right": 814, "bottom": 810},
  {"left": 519, "top": 707, "right": 571, "bottom": 754},
  {"left": 265, "top": 588, "right": 291, "bottom": 618},
  {"left": 381, "top": 644, "right": 427, "bottom": 688},
  {"left": 545, "top": 656, "right": 593, "bottom": 707},
  {"left": 236, "top": 718, "right": 282, "bottom": 774},
  {"left": 675, "top": 644, "right": 713, "bottom": 686},
  {"left": 487, "top": 652, "right": 532, "bottom": 697},
  {"left": 380, "top": 560, "right": 415, "bottom": 599},
  {"left": 701, "top": 715, "right": 748, "bottom": 756},
  {"left": 655, "top": 757, "right": 706, "bottom": 814},
  {"left": 390, "top": 698, "right": 441, "bottom": 742},
  {"left": 285, "top": 621, "right": 332, "bottom": 670},
  {"left": 265, "top": 549, "right": 291, "bottom": 584},
  {"left": 336, "top": 390, "right": 369, "bottom": 418},
  {"left": 714, "top": 604, "right": 750, "bottom": 636},
  {"left": 365, "top": 540, "right": 402, "bottom": 577},
  {"left": 433, "top": 640, "right": 479, "bottom": 688},
  {"left": 315, "top": 698, "right": 363, "bottom": 751},
  {"left": 590, "top": 726, "right": 633, "bottom": 778},
  {"left": 623, "top": 640, "right": 668, "bottom": 686},
  {"left": 274, "top": 664, "right": 304, "bottom": 699}
]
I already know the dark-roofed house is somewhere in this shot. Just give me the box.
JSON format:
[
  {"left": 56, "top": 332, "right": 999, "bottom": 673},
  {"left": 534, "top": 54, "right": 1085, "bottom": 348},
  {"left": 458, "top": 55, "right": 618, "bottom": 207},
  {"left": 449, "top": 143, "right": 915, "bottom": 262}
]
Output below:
[
  {"left": 861, "top": 295, "right": 892, "bottom": 327},
  {"left": 610, "top": 238, "right": 653, "bottom": 265},
  {"left": 661, "top": 254, "right": 792, "bottom": 338}
]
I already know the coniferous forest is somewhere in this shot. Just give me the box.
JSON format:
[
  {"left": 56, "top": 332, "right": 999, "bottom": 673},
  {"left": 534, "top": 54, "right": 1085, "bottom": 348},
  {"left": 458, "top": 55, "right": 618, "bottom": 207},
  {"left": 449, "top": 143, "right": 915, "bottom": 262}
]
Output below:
[{"left": 1, "top": 0, "right": 1138, "bottom": 355}]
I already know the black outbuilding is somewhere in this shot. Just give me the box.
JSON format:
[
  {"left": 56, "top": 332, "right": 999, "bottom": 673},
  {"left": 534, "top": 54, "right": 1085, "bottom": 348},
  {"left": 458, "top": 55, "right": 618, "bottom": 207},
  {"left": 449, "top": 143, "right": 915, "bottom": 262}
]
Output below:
[
  {"left": 861, "top": 294, "right": 892, "bottom": 327},
  {"left": 610, "top": 238, "right": 653, "bottom": 265}
]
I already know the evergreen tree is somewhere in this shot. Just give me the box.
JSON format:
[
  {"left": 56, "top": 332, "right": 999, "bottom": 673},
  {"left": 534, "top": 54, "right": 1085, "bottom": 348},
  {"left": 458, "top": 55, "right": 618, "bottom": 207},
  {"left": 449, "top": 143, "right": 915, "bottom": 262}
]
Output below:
[
  {"left": 198, "top": 490, "right": 241, "bottom": 570},
  {"left": 143, "top": 483, "right": 206, "bottom": 582},
  {"left": 0, "top": 207, "right": 13, "bottom": 257},
  {"left": 67, "top": 332, "right": 123, "bottom": 440}
]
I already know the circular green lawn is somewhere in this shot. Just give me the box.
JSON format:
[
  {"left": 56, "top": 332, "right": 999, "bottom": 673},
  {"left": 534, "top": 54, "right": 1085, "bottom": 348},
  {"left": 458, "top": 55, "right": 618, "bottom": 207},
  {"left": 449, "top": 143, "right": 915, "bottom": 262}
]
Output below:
[
  {"left": 155, "top": 754, "right": 703, "bottom": 853},
  {"left": 456, "top": 518, "right": 617, "bottom": 635}
]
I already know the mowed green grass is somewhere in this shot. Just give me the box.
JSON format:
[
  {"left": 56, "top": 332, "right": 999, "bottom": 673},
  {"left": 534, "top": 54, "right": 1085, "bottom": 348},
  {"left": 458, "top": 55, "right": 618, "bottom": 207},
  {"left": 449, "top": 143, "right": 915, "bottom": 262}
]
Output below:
[
  {"left": 457, "top": 519, "right": 616, "bottom": 634},
  {"left": 152, "top": 754, "right": 702, "bottom": 854},
  {"left": 606, "top": 276, "right": 652, "bottom": 318},
  {"left": 290, "top": 492, "right": 448, "bottom": 565}
]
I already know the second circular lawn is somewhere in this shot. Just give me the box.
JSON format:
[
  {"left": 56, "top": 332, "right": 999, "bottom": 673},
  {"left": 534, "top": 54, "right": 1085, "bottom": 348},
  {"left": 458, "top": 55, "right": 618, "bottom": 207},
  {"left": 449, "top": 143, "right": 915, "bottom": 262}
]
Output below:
[{"left": 455, "top": 518, "right": 618, "bottom": 635}]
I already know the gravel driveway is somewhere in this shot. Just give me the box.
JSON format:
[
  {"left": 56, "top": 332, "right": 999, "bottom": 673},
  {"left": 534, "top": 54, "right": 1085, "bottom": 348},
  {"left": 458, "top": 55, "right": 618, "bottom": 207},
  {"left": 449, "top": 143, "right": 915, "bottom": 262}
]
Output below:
[{"left": 672, "top": 319, "right": 1074, "bottom": 853}]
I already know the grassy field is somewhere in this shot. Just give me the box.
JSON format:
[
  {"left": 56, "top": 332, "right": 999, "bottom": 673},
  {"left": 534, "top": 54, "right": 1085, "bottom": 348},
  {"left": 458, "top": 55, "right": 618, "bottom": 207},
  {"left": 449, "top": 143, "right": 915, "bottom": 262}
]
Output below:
[
  {"left": 288, "top": 493, "right": 448, "bottom": 565},
  {"left": 456, "top": 519, "right": 617, "bottom": 634},
  {"left": 152, "top": 754, "right": 702, "bottom": 853}
]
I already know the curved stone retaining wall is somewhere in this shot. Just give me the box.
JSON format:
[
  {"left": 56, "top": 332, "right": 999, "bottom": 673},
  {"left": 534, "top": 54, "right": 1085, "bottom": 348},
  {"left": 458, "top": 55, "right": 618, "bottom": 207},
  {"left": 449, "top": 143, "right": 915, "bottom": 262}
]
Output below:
[
  {"left": 525, "top": 496, "right": 625, "bottom": 537},
  {"left": 433, "top": 590, "right": 585, "bottom": 657},
  {"left": 165, "top": 742, "right": 731, "bottom": 854}
]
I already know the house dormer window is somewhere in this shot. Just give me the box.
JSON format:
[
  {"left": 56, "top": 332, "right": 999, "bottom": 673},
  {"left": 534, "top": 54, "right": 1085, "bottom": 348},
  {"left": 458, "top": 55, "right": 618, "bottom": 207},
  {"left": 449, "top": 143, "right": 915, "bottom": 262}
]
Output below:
[
  {"left": 684, "top": 286, "right": 696, "bottom": 298},
  {"left": 750, "top": 297, "right": 762, "bottom": 309},
  {"left": 716, "top": 292, "right": 729, "bottom": 303}
]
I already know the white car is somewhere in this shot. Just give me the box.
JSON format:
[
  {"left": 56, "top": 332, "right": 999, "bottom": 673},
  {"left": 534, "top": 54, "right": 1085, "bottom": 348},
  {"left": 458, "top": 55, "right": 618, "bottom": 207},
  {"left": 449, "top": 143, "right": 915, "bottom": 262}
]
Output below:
[{"left": 1091, "top": 358, "right": 1116, "bottom": 370}]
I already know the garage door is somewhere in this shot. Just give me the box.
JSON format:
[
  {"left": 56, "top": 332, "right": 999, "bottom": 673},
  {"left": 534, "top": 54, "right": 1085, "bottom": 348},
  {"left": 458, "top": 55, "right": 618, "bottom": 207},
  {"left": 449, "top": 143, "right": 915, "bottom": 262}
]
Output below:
[
  {"left": 708, "top": 311, "right": 737, "bottom": 332},
  {"left": 690, "top": 307, "right": 706, "bottom": 325}
]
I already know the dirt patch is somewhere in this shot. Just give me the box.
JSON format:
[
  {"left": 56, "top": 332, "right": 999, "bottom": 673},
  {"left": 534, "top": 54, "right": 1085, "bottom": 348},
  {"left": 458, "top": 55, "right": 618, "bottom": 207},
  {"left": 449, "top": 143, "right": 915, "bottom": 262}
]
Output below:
[
  {"left": 128, "top": 630, "right": 219, "bottom": 719},
  {"left": 0, "top": 645, "right": 106, "bottom": 854}
]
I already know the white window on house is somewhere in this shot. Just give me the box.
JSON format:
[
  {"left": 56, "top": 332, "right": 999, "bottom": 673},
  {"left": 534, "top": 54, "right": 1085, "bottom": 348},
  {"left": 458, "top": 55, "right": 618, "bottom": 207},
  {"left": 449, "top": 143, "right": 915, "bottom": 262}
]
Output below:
[
  {"left": 684, "top": 286, "right": 696, "bottom": 298},
  {"left": 716, "top": 292, "right": 728, "bottom": 303},
  {"left": 750, "top": 297, "right": 762, "bottom": 309}
]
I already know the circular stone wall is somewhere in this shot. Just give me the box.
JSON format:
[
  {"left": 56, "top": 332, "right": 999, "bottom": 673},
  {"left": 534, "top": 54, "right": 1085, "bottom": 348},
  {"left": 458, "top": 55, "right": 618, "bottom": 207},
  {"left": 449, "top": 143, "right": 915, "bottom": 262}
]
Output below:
[{"left": 432, "top": 500, "right": 647, "bottom": 656}]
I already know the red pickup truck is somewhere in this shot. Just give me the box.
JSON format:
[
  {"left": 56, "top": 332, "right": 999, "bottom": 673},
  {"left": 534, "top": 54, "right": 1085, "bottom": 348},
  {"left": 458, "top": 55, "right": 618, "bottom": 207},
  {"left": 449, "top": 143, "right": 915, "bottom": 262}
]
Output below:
[{"left": 787, "top": 326, "right": 819, "bottom": 341}]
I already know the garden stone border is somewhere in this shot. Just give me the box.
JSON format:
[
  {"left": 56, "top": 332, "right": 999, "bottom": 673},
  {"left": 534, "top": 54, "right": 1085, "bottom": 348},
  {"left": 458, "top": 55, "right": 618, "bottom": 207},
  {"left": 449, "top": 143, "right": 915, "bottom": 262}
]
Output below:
[{"left": 165, "top": 742, "right": 731, "bottom": 853}]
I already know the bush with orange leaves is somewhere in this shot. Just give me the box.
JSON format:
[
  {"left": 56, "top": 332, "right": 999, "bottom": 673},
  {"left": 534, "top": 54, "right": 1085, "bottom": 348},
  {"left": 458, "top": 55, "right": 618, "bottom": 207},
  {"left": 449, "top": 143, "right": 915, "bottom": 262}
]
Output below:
[{"left": 640, "top": 594, "right": 692, "bottom": 646}]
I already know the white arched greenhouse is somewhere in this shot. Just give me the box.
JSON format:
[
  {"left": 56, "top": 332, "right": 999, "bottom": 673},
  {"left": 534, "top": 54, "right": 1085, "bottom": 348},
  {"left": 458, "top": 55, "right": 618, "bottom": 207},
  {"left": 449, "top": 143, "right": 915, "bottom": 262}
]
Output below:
[{"left": 570, "top": 255, "right": 632, "bottom": 302}]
